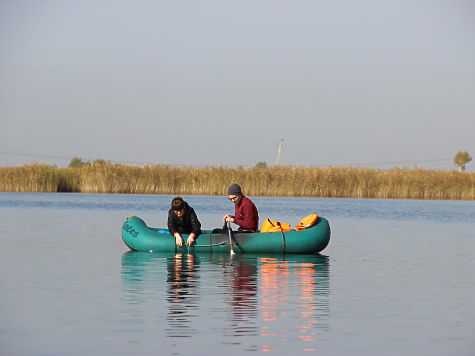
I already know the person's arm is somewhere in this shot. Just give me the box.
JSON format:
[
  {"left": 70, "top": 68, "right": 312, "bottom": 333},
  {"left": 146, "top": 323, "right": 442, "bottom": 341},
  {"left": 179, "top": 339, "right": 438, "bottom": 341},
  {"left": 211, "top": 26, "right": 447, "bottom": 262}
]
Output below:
[
  {"left": 186, "top": 232, "right": 196, "bottom": 246},
  {"left": 189, "top": 208, "right": 201, "bottom": 235},
  {"left": 233, "top": 199, "right": 257, "bottom": 230},
  {"left": 167, "top": 210, "right": 177, "bottom": 236},
  {"left": 223, "top": 202, "right": 239, "bottom": 223},
  {"left": 168, "top": 210, "right": 184, "bottom": 246}
]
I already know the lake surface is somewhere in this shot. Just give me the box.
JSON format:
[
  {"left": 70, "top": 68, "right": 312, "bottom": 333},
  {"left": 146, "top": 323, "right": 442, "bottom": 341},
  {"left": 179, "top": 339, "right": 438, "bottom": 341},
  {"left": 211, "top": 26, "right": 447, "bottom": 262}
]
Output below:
[{"left": 1, "top": 193, "right": 474, "bottom": 356}]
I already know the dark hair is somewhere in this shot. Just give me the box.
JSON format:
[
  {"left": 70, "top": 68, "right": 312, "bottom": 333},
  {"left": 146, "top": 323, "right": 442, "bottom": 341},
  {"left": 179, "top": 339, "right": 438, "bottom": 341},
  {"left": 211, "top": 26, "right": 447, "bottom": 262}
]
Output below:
[{"left": 171, "top": 197, "right": 185, "bottom": 211}]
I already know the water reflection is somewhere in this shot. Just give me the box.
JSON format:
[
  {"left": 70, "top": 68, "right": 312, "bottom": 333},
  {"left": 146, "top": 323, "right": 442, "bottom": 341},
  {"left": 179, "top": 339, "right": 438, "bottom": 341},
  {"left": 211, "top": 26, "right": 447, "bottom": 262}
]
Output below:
[
  {"left": 258, "top": 255, "right": 330, "bottom": 353},
  {"left": 120, "top": 251, "right": 200, "bottom": 338},
  {"left": 121, "top": 252, "right": 330, "bottom": 353},
  {"left": 209, "top": 254, "right": 259, "bottom": 339},
  {"left": 166, "top": 253, "right": 200, "bottom": 337}
]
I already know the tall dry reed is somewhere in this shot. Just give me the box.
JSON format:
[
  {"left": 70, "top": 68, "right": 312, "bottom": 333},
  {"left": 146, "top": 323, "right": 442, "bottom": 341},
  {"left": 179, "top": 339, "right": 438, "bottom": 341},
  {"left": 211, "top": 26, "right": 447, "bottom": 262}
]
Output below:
[{"left": 0, "top": 163, "right": 474, "bottom": 200}]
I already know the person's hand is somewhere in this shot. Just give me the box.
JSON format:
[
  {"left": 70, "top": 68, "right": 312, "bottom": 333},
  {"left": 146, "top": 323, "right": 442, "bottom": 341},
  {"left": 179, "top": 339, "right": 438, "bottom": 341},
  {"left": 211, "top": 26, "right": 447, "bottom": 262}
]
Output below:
[
  {"left": 174, "top": 233, "right": 184, "bottom": 247},
  {"left": 186, "top": 234, "right": 196, "bottom": 247},
  {"left": 224, "top": 215, "right": 235, "bottom": 223}
]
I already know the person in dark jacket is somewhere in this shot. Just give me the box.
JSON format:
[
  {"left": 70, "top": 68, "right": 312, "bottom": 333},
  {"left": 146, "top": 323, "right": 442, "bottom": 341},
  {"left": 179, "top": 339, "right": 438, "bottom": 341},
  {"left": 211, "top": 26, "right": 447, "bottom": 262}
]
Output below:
[
  {"left": 223, "top": 183, "right": 259, "bottom": 232},
  {"left": 168, "top": 197, "right": 201, "bottom": 247}
]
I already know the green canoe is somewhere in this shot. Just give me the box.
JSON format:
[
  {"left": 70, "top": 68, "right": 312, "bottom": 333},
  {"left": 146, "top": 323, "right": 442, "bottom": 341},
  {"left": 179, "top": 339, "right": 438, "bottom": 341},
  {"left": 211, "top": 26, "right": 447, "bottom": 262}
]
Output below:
[{"left": 122, "top": 215, "right": 331, "bottom": 254}]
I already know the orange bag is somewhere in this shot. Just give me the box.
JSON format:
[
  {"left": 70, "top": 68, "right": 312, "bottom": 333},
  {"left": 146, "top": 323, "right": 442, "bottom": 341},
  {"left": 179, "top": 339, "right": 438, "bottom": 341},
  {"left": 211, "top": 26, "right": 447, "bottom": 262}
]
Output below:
[
  {"left": 295, "top": 213, "right": 318, "bottom": 230},
  {"left": 260, "top": 217, "right": 292, "bottom": 233}
]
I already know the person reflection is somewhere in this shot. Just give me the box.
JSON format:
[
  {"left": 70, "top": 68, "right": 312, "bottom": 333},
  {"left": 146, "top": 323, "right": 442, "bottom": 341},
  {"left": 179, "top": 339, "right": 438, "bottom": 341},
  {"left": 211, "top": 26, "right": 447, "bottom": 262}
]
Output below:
[
  {"left": 231, "top": 256, "right": 258, "bottom": 335},
  {"left": 166, "top": 252, "right": 200, "bottom": 338},
  {"left": 212, "top": 254, "right": 259, "bottom": 338}
]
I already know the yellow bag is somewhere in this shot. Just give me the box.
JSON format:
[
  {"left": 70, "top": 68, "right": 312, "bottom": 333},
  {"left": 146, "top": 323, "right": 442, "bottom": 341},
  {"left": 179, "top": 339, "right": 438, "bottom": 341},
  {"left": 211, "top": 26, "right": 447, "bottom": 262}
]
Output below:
[
  {"left": 260, "top": 217, "right": 292, "bottom": 233},
  {"left": 295, "top": 213, "right": 318, "bottom": 230}
]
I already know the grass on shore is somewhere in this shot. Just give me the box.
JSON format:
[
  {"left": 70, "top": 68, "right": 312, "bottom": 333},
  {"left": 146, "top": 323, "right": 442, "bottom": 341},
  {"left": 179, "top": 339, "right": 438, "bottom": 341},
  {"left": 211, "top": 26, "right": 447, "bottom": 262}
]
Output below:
[{"left": 0, "top": 163, "right": 474, "bottom": 200}]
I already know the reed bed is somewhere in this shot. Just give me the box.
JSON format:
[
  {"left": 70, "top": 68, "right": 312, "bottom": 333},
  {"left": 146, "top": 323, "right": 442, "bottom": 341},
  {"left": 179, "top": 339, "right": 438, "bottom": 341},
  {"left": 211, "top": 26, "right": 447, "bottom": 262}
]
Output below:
[{"left": 0, "top": 163, "right": 474, "bottom": 200}]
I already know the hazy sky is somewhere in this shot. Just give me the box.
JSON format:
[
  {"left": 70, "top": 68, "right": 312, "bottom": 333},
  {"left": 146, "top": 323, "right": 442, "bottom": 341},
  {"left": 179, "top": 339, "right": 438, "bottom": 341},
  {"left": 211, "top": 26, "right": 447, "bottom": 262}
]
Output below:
[{"left": 2, "top": 0, "right": 474, "bottom": 169}]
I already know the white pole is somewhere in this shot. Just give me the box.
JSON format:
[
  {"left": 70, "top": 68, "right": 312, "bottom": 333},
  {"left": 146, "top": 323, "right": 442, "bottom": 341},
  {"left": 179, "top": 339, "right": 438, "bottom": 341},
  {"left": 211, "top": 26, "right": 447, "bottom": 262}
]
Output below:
[{"left": 275, "top": 139, "right": 284, "bottom": 165}]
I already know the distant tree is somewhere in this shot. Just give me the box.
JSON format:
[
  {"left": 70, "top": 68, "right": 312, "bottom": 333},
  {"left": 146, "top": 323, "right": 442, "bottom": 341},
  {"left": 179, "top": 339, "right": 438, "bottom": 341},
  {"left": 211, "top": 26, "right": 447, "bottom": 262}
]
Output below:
[
  {"left": 68, "top": 157, "right": 87, "bottom": 168},
  {"left": 453, "top": 151, "right": 472, "bottom": 172},
  {"left": 255, "top": 161, "right": 267, "bottom": 169}
]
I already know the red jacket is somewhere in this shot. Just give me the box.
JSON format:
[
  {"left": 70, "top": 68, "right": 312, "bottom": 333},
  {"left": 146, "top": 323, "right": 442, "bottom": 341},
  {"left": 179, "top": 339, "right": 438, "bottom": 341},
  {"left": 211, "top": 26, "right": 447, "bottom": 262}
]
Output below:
[{"left": 234, "top": 196, "right": 259, "bottom": 231}]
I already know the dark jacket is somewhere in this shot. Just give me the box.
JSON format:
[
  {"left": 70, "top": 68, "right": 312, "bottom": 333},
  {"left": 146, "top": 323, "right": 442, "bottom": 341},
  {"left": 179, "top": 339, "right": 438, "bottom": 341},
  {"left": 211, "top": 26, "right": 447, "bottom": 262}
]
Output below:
[{"left": 167, "top": 202, "right": 201, "bottom": 236}]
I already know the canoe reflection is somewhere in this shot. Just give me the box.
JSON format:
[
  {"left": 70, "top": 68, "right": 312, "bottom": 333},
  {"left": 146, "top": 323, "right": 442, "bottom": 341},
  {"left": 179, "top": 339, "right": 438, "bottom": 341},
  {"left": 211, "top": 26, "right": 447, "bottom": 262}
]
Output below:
[
  {"left": 121, "top": 252, "right": 330, "bottom": 350},
  {"left": 258, "top": 255, "right": 330, "bottom": 353}
]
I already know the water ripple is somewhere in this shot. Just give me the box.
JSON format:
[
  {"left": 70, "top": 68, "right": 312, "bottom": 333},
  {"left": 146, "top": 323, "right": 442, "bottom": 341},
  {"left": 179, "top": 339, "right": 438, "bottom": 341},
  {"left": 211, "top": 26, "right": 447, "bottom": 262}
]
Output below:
[{"left": 1, "top": 193, "right": 473, "bottom": 223}]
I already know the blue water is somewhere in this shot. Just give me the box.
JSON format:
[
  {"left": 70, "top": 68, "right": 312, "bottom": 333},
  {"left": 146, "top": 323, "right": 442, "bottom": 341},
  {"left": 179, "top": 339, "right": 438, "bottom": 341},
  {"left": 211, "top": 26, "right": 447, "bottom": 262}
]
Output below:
[{"left": 0, "top": 193, "right": 474, "bottom": 356}]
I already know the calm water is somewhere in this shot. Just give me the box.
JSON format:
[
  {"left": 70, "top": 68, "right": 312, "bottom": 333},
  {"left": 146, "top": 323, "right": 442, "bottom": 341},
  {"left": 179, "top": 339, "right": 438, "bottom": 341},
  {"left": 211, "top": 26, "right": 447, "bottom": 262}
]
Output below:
[{"left": 1, "top": 193, "right": 474, "bottom": 356}]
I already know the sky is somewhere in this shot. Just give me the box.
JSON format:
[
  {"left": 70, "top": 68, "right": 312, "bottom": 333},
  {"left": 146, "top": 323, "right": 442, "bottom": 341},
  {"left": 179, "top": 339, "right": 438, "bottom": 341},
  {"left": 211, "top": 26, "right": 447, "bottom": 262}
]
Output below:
[{"left": 1, "top": 0, "right": 474, "bottom": 170}]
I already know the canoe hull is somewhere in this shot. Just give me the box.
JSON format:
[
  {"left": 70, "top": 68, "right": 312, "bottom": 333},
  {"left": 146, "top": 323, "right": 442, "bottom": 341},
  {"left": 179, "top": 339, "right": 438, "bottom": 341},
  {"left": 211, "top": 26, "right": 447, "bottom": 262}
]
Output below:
[{"left": 122, "top": 216, "right": 331, "bottom": 254}]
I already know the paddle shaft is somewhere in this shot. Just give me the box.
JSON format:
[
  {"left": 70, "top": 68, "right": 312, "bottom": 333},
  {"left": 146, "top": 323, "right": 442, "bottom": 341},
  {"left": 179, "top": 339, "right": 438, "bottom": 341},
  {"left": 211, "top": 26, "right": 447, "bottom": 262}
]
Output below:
[
  {"left": 227, "top": 222, "right": 236, "bottom": 255},
  {"left": 277, "top": 222, "right": 286, "bottom": 254}
]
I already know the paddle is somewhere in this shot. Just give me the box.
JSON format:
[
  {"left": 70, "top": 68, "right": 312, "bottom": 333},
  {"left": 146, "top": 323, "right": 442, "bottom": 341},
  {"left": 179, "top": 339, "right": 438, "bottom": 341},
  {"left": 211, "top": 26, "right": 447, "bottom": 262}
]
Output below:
[
  {"left": 227, "top": 221, "right": 236, "bottom": 255},
  {"left": 277, "top": 222, "right": 286, "bottom": 254}
]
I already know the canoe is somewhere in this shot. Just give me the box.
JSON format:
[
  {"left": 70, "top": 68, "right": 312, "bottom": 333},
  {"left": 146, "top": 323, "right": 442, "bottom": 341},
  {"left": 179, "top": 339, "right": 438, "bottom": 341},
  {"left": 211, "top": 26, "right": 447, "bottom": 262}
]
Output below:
[{"left": 122, "top": 215, "right": 331, "bottom": 254}]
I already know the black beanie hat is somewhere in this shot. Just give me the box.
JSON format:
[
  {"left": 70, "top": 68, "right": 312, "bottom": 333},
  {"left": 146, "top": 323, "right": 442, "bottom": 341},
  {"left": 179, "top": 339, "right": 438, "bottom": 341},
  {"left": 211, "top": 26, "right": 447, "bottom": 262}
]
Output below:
[{"left": 227, "top": 183, "right": 242, "bottom": 196}]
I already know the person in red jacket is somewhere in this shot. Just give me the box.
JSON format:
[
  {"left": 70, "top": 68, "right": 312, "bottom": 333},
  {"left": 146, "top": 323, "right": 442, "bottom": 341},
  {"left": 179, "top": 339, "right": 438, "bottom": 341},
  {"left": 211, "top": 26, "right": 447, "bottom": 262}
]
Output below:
[{"left": 223, "top": 183, "right": 259, "bottom": 232}]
